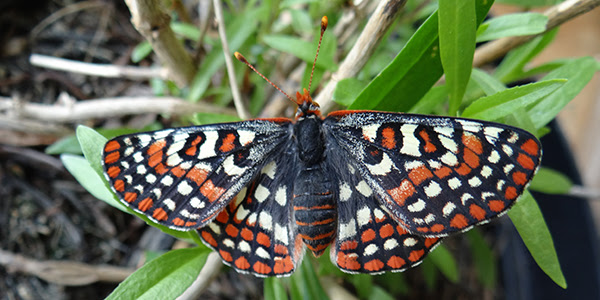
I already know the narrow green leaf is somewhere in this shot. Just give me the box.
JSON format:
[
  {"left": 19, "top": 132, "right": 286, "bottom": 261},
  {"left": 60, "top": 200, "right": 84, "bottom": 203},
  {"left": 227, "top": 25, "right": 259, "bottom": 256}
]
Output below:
[
  {"left": 131, "top": 41, "right": 153, "bottom": 63},
  {"left": 290, "top": 9, "right": 313, "bottom": 34},
  {"left": 368, "top": 287, "right": 395, "bottom": 300},
  {"left": 466, "top": 229, "right": 496, "bottom": 288},
  {"left": 61, "top": 154, "right": 128, "bottom": 213},
  {"left": 408, "top": 85, "right": 447, "bottom": 114},
  {"left": 420, "top": 258, "right": 437, "bottom": 291},
  {"left": 528, "top": 56, "right": 597, "bottom": 129},
  {"left": 470, "top": 68, "right": 506, "bottom": 96},
  {"left": 429, "top": 244, "right": 458, "bottom": 283},
  {"left": 76, "top": 125, "right": 108, "bottom": 176},
  {"left": 262, "top": 34, "right": 336, "bottom": 71},
  {"left": 349, "top": 274, "right": 374, "bottom": 300},
  {"left": 461, "top": 79, "right": 566, "bottom": 121},
  {"left": 264, "top": 277, "right": 288, "bottom": 300},
  {"left": 171, "top": 22, "right": 202, "bottom": 42},
  {"left": 290, "top": 258, "right": 329, "bottom": 300},
  {"left": 529, "top": 167, "right": 573, "bottom": 194},
  {"left": 508, "top": 191, "right": 567, "bottom": 288},
  {"left": 332, "top": 78, "right": 368, "bottom": 107},
  {"left": 438, "top": 0, "right": 476, "bottom": 115},
  {"left": 476, "top": 13, "right": 548, "bottom": 42},
  {"left": 106, "top": 248, "right": 210, "bottom": 300}
]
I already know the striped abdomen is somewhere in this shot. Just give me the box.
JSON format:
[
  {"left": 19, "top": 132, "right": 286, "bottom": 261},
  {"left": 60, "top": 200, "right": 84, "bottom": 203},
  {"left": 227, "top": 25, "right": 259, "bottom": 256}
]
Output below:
[{"left": 293, "top": 165, "right": 337, "bottom": 256}]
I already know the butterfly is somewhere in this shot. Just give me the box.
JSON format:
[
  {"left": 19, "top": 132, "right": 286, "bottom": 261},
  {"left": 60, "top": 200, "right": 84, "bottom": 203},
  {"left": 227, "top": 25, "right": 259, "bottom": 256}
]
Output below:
[{"left": 101, "top": 17, "right": 541, "bottom": 277}]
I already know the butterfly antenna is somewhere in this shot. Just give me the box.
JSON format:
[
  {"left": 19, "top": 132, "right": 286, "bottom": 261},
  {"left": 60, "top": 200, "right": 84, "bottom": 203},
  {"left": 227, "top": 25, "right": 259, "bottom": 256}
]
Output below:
[
  {"left": 308, "top": 16, "right": 328, "bottom": 95},
  {"left": 234, "top": 52, "right": 295, "bottom": 103}
]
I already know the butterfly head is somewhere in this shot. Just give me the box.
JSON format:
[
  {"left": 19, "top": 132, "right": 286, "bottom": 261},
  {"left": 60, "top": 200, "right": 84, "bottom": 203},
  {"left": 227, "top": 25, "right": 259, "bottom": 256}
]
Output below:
[{"left": 295, "top": 88, "right": 321, "bottom": 119}]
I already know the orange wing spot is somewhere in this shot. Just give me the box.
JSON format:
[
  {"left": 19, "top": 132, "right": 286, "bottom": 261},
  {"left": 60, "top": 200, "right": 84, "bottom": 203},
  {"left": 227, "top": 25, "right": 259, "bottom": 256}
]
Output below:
[
  {"left": 104, "top": 140, "right": 121, "bottom": 152},
  {"left": 408, "top": 249, "right": 425, "bottom": 262},
  {"left": 396, "top": 225, "right": 408, "bottom": 235},
  {"left": 517, "top": 153, "right": 535, "bottom": 170},
  {"left": 364, "top": 259, "right": 384, "bottom": 272},
  {"left": 293, "top": 204, "right": 335, "bottom": 211},
  {"left": 379, "top": 224, "right": 394, "bottom": 238},
  {"left": 219, "top": 133, "right": 236, "bottom": 153},
  {"left": 387, "top": 256, "right": 406, "bottom": 269},
  {"left": 226, "top": 224, "right": 239, "bottom": 237},
  {"left": 114, "top": 179, "right": 125, "bottom": 192},
  {"left": 234, "top": 257, "right": 250, "bottom": 270},
  {"left": 430, "top": 224, "right": 445, "bottom": 233},
  {"left": 219, "top": 249, "right": 233, "bottom": 262},
  {"left": 408, "top": 166, "right": 434, "bottom": 185},
  {"left": 488, "top": 200, "right": 506, "bottom": 212},
  {"left": 455, "top": 163, "right": 472, "bottom": 175},
  {"left": 155, "top": 163, "right": 168, "bottom": 175},
  {"left": 215, "top": 210, "right": 229, "bottom": 223},
  {"left": 187, "top": 167, "right": 209, "bottom": 186},
  {"left": 147, "top": 140, "right": 166, "bottom": 155},
  {"left": 107, "top": 166, "right": 121, "bottom": 178},
  {"left": 521, "top": 139, "right": 540, "bottom": 156},
  {"left": 375, "top": 213, "right": 387, "bottom": 223},
  {"left": 306, "top": 243, "right": 329, "bottom": 253},
  {"left": 241, "top": 228, "right": 254, "bottom": 241},
  {"left": 295, "top": 218, "right": 335, "bottom": 226},
  {"left": 469, "top": 204, "right": 486, "bottom": 221},
  {"left": 152, "top": 208, "right": 168, "bottom": 221},
  {"left": 505, "top": 186, "right": 518, "bottom": 200},
  {"left": 171, "top": 166, "right": 186, "bottom": 177},
  {"left": 434, "top": 166, "right": 452, "bottom": 178},
  {"left": 340, "top": 240, "right": 358, "bottom": 250},
  {"left": 201, "top": 231, "right": 217, "bottom": 247},
  {"left": 299, "top": 231, "right": 334, "bottom": 241},
  {"left": 104, "top": 152, "right": 120, "bottom": 164},
  {"left": 463, "top": 134, "right": 483, "bottom": 154},
  {"left": 463, "top": 148, "right": 480, "bottom": 169},
  {"left": 387, "top": 179, "right": 415, "bottom": 206},
  {"left": 361, "top": 229, "right": 376, "bottom": 242},
  {"left": 381, "top": 127, "right": 396, "bottom": 149},
  {"left": 336, "top": 252, "right": 360, "bottom": 270},
  {"left": 424, "top": 237, "right": 439, "bottom": 248},
  {"left": 186, "top": 136, "right": 203, "bottom": 156},
  {"left": 148, "top": 151, "right": 163, "bottom": 167},
  {"left": 419, "top": 130, "right": 437, "bottom": 153},
  {"left": 184, "top": 221, "right": 197, "bottom": 227},
  {"left": 257, "top": 232, "right": 271, "bottom": 247},
  {"left": 450, "top": 214, "right": 468, "bottom": 229},
  {"left": 253, "top": 261, "right": 272, "bottom": 275},
  {"left": 200, "top": 180, "right": 226, "bottom": 203},
  {"left": 512, "top": 171, "right": 528, "bottom": 186},
  {"left": 172, "top": 218, "right": 185, "bottom": 226},
  {"left": 416, "top": 227, "right": 429, "bottom": 233},
  {"left": 138, "top": 197, "right": 153, "bottom": 212},
  {"left": 124, "top": 192, "right": 137, "bottom": 203},
  {"left": 274, "top": 244, "right": 289, "bottom": 255},
  {"left": 274, "top": 256, "right": 294, "bottom": 274}
]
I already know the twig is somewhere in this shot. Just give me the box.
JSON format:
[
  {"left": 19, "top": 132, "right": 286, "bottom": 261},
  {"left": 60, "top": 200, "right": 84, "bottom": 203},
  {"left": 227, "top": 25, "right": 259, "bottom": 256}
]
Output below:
[
  {"left": 30, "top": 54, "right": 167, "bottom": 80},
  {"left": 0, "top": 249, "right": 134, "bottom": 286},
  {"left": 0, "top": 96, "right": 236, "bottom": 123},
  {"left": 473, "top": 0, "right": 600, "bottom": 67},
  {"left": 0, "top": 116, "right": 72, "bottom": 136},
  {"left": 212, "top": 0, "right": 250, "bottom": 119},
  {"left": 316, "top": 0, "right": 408, "bottom": 113},
  {"left": 124, "top": 0, "right": 197, "bottom": 86},
  {"left": 177, "top": 252, "right": 223, "bottom": 300}
]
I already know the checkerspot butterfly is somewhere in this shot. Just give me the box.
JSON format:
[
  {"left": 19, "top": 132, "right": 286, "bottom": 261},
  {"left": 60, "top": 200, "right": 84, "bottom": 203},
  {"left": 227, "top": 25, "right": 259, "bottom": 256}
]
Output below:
[{"left": 102, "top": 17, "right": 541, "bottom": 277}]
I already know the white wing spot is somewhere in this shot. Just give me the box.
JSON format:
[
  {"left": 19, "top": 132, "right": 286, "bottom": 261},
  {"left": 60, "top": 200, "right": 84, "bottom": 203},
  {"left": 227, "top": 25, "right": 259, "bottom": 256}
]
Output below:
[
  {"left": 408, "top": 199, "right": 426, "bottom": 212},
  {"left": 190, "top": 197, "right": 204, "bottom": 209},
  {"left": 439, "top": 135, "right": 458, "bottom": 153},
  {"left": 364, "top": 244, "right": 379, "bottom": 256},
  {"left": 137, "top": 135, "right": 151, "bottom": 147},
  {"left": 223, "top": 155, "right": 247, "bottom": 176},
  {"left": 424, "top": 181, "right": 442, "bottom": 198},
  {"left": 236, "top": 205, "right": 249, "bottom": 221},
  {"left": 254, "top": 184, "right": 270, "bottom": 203},
  {"left": 239, "top": 241, "right": 251, "bottom": 253},
  {"left": 153, "top": 129, "right": 175, "bottom": 140},
  {"left": 339, "top": 182, "right": 352, "bottom": 202},
  {"left": 461, "top": 193, "right": 474, "bottom": 205},
  {"left": 502, "top": 144, "right": 514, "bottom": 156},
  {"left": 166, "top": 139, "right": 186, "bottom": 156},
  {"left": 259, "top": 211, "right": 273, "bottom": 231},
  {"left": 384, "top": 238, "right": 399, "bottom": 250},
  {"left": 508, "top": 131, "right": 519, "bottom": 143},
  {"left": 256, "top": 247, "right": 271, "bottom": 259},
  {"left": 163, "top": 198, "right": 176, "bottom": 211},
  {"left": 133, "top": 152, "right": 144, "bottom": 163},
  {"left": 152, "top": 188, "right": 162, "bottom": 198},
  {"left": 238, "top": 130, "right": 256, "bottom": 145},
  {"left": 434, "top": 126, "right": 454, "bottom": 137},
  {"left": 365, "top": 153, "right": 393, "bottom": 175},
  {"left": 166, "top": 153, "right": 183, "bottom": 166},
  {"left": 275, "top": 223, "right": 289, "bottom": 245},
  {"left": 145, "top": 174, "right": 156, "bottom": 184},
  {"left": 261, "top": 161, "right": 277, "bottom": 179},
  {"left": 177, "top": 181, "right": 193, "bottom": 196},
  {"left": 468, "top": 176, "right": 482, "bottom": 187},
  {"left": 503, "top": 164, "right": 514, "bottom": 175},
  {"left": 488, "top": 150, "right": 501, "bottom": 163},
  {"left": 198, "top": 131, "right": 218, "bottom": 159},
  {"left": 497, "top": 180, "right": 506, "bottom": 191},
  {"left": 208, "top": 222, "right": 221, "bottom": 234},
  {"left": 339, "top": 219, "right": 357, "bottom": 240},
  {"left": 223, "top": 238, "right": 235, "bottom": 248},
  {"left": 458, "top": 120, "right": 483, "bottom": 132},
  {"left": 161, "top": 175, "right": 173, "bottom": 186},
  {"left": 124, "top": 147, "right": 134, "bottom": 156},
  {"left": 137, "top": 165, "right": 147, "bottom": 175},
  {"left": 405, "top": 160, "right": 424, "bottom": 170},
  {"left": 442, "top": 202, "right": 456, "bottom": 217},
  {"left": 480, "top": 165, "right": 493, "bottom": 178},
  {"left": 362, "top": 124, "right": 380, "bottom": 142},
  {"left": 448, "top": 177, "right": 461, "bottom": 190},
  {"left": 441, "top": 152, "right": 458, "bottom": 166},
  {"left": 400, "top": 124, "right": 421, "bottom": 157},
  {"left": 484, "top": 127, "right": 503, "bottom": 140},
  {"left": 275, "top": 186, "right": 287, "bottom": 206},
  {"left": 357, "top": 206, "right": 371, "bottom": 227},
  {"left": 356, "top": 181, "right": 373, "bottom": 197},
  {"left": 403, "top": 237, "right": 417, "bottom": 247},
  {"left": 125, "top": 175, "right": 133, "bottom": 184},
  {"left": 424, "top": 213, "right": 435, "bottom": 224}
]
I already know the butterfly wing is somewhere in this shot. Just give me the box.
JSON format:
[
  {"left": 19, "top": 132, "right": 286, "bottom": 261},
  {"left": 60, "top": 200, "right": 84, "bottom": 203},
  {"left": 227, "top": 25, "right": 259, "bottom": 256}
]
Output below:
[
  {"left": 198, "top": 141, "right": 303, "bottom": 277},
  {"left": 102, "top": 119, "right": 293, "bottom": 230},
  {"left": 324, "top": 111, "right": 541, "bottom": 237}
]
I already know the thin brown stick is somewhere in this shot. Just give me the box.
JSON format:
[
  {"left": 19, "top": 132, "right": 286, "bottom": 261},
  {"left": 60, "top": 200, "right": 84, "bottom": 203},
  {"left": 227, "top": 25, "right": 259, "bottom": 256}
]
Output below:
[
  {"left": 124, "top": 0, "right": 196, "bottom": 86},
  {"left": 473, "top": 0, "right": 600, "bottom": 67}
]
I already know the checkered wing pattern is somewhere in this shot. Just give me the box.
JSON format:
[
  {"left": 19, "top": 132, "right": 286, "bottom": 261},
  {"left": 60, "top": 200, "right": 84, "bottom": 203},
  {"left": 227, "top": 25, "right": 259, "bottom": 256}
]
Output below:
[
  {"left": 324, "top": 111, "right": 542, "bottom": 237},
  {"left": 327, "top": 148, "right": 441, "bottom": 273},
  {"left": 198, "top": 142, "right": 303, "bottom": 277},
  {"left": 102, "top": 119, "right": 292, "bottom": 230}
]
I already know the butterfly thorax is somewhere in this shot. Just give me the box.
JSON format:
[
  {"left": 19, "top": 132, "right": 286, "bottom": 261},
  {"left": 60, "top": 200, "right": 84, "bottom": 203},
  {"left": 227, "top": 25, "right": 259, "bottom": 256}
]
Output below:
[{"left": 292, "top": 109, "right": 337, "bottom": 257}]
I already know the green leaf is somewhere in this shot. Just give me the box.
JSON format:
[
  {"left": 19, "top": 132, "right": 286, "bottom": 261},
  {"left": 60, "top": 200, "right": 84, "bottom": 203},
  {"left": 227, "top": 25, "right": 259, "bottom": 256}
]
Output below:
[
  {"left": 528, "top": 56, "right": 597, "bottom": 129},
  {"left": 106, "top": 247, "right": 210, "bottom": 300},
  {"left": 429, "top": 244, "right": 458, "bottom": 283},
  {"left": 466, "top": 229, "right": 496, "bottom": 288},
  {"left": 264, "top": 277, "right": 288, "bottom": 300},
  {"left": 470, "top": 68, "right": 507, "bottom": 96},
  {"left": 193, "top": 113, "right": 242, "bottom": 125},
  {"left": 529, "top": 167, "right": 573, "bottom": 194},
  {"left": 290, "top": 258, "right": 329, "bottom": 300},
  {"left": 262, "top": 34, "right": 336, "bottom": 71},
  {"left": 61, "top": 154, "right": 128, "bottom": 213},
  {"left": 508, "top": 191, "right": 567, "bottom": 288},
  {"left": 420, "top": 258, "right": 437, "bottom": 291},
  {"left": 47, "top": 127, "right": 146, "bottom": 155},
  {"left": 476, "top": 13, "right": 548, "bottom": 42},
  {"left": 171, "top": 22, "right": 202, "bottom": 42},
  {"left": 131, "top": 41, "right": 153, "bottom": 63},
  {"left": 368, "top": 286, "right": 395, "bottom": 300},
  {"left": 438, "top": 0, "right": 476, "bottom": 115},
  {"left": 76, "top": 125, "right": 108, "bottom": 176},
  {"left": 332, "top": 78, "right": 368, "bottom": 107},
  {"left": 408, "top": 85, "right": 448, "bottom": 115},
  {"left": 349, "top": 274, "right": 374, "bottom": 300},
  {"left": 349, "top": 0, "right": 493, "bottom": 112},
  {"left": 461, "top": 79, "right": 565, "bottom": 121}
]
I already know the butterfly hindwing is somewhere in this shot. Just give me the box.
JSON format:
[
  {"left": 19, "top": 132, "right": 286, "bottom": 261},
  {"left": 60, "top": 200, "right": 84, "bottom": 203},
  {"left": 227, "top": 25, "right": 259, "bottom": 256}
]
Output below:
[
  {"left": 324, "top": 111, "right": 541, "bottom": 237},
  {"left": 102, "top": 119, "right": 292, "bottom": 230},
  {"left": 198, "top": 141, "right": 303, "bottom": 277}
]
